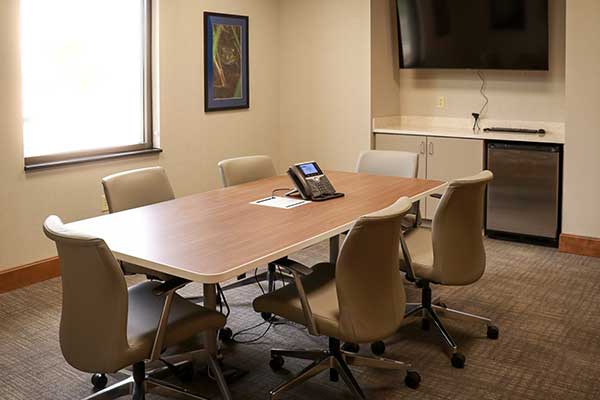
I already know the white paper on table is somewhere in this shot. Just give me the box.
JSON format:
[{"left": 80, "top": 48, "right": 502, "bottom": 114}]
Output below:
[{"left": 250, "top": 196, "right": 311, "bottom": 209}]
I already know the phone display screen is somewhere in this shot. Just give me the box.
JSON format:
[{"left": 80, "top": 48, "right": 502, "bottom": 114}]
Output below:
[{"left": 298, "top": 162, "right": 321, "bottom": 177}]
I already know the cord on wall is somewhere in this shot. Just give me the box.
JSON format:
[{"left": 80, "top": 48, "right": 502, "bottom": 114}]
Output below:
[{"left": 473, "top": 70, "right": 489, "bottom": 131}]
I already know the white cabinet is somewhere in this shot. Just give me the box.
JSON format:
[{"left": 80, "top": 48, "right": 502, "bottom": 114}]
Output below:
[
  {"left": 424, "top": 137, "right": 484, "bottom": 219},
  {"left": 375, "top": 133, "right": 484, "bottom": 220}
]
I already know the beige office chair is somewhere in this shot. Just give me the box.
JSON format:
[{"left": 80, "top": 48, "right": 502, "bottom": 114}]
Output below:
[
  {"left": 217, "top": 155, "right": 277, "bottom": 187},
  {"left": 217, "top": 155, "right": 288, "bottom": 321},
  {"left": 102, "top": 167, "right": 174, "bottom": 281},
  {"left": 356, "top": 150, "right": 421, "bottom": 230},
  {"left": 43, "top": 216, "right": 231, "bottom": 400},
  {"left": 391, "top": 171, "right": 499, "bottom": 369},
  {"left": 253, "top": 198, "right": 421, "bottom": 399}
]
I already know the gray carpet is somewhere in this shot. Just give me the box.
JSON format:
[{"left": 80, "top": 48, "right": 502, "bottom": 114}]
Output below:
[{"left": 1, "top": 238, "right": 599, "bottom": 400}]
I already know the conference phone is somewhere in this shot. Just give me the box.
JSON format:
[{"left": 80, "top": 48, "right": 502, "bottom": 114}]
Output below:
[{"left": 287, "top": 161, "right": 344, "bottom": 201}]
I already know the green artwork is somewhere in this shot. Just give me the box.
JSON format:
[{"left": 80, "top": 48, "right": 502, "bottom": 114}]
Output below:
[{"left": 212, "top": 24, "right": 242, "bottom": 100}]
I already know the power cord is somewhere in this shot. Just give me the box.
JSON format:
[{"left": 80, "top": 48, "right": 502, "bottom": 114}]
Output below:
[
  {"left": 218, "top": 264, "right": 294, "bottom": 345},
  {"left": 231, "top": 317, "right": 299, "bottom": 345},
  {"left": 254, "top": 268, "right": 265, "bottom": 294},
  {"left": 271, "top": 188, "right": 293, "bottom": 197},
  {"left": 231, "top": 320, "right": 274, "bottom": 344},
  {"left": 473, "top": 70, "right": 489, "bottom": 132},
  {"left": 216, "top": 284, "right": 230, "bottom": 318}
]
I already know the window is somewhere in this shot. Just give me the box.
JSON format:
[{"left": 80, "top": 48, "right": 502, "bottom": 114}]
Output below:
[{"left": 21, "top": 0, "right": 156, "bottom": 169}]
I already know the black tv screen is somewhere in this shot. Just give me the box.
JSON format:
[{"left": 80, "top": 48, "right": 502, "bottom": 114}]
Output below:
[{"left": 396, "top": 0, "right": 549, "bottom": 70}]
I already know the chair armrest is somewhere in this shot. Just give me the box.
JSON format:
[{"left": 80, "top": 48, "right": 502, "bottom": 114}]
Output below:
[
  {"left": 429, "top": 193, "right": 443, "bottom": 199},
  {"left": 275, "top": 257, "right": 313, "bottom": 276},
  {"left": 399, "top": 231, "right": 417, "bottom": 283},
  {"left": 149, "top": 277, "right": 190, "bottom": 361},
  {"left": 275, "top": 257, "right": 319, "bottom": 336},
  {"left": 152, "top": 277, "right": 191, "bottom": 296}
]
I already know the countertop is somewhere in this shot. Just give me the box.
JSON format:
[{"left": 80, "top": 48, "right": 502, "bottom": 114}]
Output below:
[{"left": 373, "top": 116, "right": 565, "bottom": 144}]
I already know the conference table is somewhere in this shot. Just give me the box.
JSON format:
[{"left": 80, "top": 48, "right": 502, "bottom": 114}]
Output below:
[{"left": 67, "top": 171, "right": 446, "bottom": 357}]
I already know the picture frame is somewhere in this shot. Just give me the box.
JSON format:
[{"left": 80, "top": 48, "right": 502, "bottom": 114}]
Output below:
[{"left": 204, "top": 12, "right": 249, "bottom": 112}]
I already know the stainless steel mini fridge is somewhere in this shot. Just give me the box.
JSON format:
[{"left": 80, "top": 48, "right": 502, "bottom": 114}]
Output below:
[{"left": 485, "top": 141, "right": 562, "bottom": 246}]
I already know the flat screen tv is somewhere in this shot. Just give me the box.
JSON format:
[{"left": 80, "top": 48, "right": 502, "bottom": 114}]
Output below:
[{"left": 396, "top": 0, "right": 549, "bottom": 70}]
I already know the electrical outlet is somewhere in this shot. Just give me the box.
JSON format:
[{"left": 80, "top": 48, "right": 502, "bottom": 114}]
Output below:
[
  {"left": 101, "top": 195, "right": 109, "bottom": 213},
  {"left": 436, "top": 96, "right": 446, "bottom": 109}
]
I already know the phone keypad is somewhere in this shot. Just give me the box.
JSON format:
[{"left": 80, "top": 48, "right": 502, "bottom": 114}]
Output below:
[{"left": 310, "top": 176, "right": 336, "bottom": 198}]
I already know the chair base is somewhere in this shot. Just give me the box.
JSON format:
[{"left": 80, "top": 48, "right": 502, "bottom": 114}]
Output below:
[
  {"left": 83, "top": 353, "right": 231, "bottom": 400},
  {"left": 404, "top": 282, "right": 499, "bottom": 368},
  {"left": 268, "top": 338, "right": 419, "bottom": 400}
]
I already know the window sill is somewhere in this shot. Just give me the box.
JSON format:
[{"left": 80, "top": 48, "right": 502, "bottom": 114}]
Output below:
[{"left": 24, "top": 148, "right": 163, "bottom": 172}]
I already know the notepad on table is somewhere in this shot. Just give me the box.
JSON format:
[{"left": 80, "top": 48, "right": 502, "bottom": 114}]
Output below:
[{"left": 250, "top": 196, "right": 310, "bottom": 209}]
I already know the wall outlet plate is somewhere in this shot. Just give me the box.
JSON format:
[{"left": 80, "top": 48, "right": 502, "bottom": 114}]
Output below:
[{"left": 436, "top": 96, "right": 446, "bottom": 109}]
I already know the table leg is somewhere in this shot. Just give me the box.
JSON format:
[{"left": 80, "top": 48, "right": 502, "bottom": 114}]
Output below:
[
  {"left": 202, "top": 283, "right": 218, "bottom": 356},
  {"left": 330, "top": 235, "right": 340, "bottom": 264},
  {"left": 203, "top": 283, "right": 248, "bottom": 383}
]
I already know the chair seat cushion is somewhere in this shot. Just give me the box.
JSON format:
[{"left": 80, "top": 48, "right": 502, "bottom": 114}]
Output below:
[
  {"left": 253, "top": 263, "right": 343, "bottom": 340},
  {"left": 126, "top": 281, "right": 226, "bottom": 361},
  {"left": 399, "top": 227, "right": 441, "bottom": 283}
]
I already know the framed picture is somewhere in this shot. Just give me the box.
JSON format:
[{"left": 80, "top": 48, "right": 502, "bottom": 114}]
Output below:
[{"left": 204, "top": 12, "right": 249, "bottom": 112}]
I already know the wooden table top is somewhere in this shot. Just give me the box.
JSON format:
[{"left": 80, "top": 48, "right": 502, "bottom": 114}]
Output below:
[{"left": 67, "top": 171, "right": 445, "bottom": 283}]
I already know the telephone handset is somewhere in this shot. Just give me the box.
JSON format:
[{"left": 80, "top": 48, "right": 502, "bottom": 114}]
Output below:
[{"left": 287, "top": 161, "right": 344, "bottom": 201}]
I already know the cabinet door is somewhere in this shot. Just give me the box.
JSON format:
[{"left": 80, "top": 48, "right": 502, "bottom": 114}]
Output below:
[
  {"left": 425, "top": 137, "right": 484, "bottom": 219},
  {"left": 374, "top": 133, "right": 427, "bottom": 217}
]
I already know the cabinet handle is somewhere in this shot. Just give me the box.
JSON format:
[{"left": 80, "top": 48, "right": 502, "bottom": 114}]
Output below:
[
  {"left": 428, "top": 142, "right": 434, "bottom": 155},
  {"left": 420, "top": 141, "right": 425, "bottom": 155}
]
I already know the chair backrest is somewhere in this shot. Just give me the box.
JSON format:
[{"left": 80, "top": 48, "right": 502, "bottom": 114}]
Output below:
[
  {"left": 102, "top": 167, "right": 175, "bottom": 213},
  {"left": 217, "top": 155, "right": 276, "bottom": 187},
  {"left": 43, "top": 216, "right": 130, "bottom": 373},
  {"left": 335, "top": 197, "right": 412, "bottom": 343},
  {"left": 431, "top": 171, "right": 493, "bottom": 285},
  {"left": 356, "top": 150, "right": 418, "bottom": 178}
]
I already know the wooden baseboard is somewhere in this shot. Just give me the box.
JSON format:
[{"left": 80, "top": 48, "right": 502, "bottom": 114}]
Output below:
[
  {"left": 559, "top": 234, "right": 600, "bottom": 258},
  {"left": 0, "top": 257, "right": 60, "bottom": 294}
]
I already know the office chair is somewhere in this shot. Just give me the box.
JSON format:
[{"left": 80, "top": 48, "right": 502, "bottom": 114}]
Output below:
[
  {"left": 381, "top": 171, "right": 499, "bottom": 368},
  {"left": 217, "top": 155, "right": 290, "bottom": 320},
  {"left": 43, "top": 216, "right": 232, "bottom": 400},
  {"left": 253, "top": 197, "right": 421, "bottom": 399},
  {"left": 356, "top": 150, "right": 421, "bottom": 230},
  {"left": 102, "top": 167, "right": 175, "bottom": 281},
  {"left": 218, "top": 155, "right": 277, "bottom": 187}
]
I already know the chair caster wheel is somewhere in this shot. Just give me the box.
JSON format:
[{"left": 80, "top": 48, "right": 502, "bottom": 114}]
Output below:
[
  {"left": 370, "top": 341, "right": 386, "bottom": 356},
  {"left": 261, "top": 312, "right": 273, "bottom": 321},
  {"left": 91, "top": 373, "right": 108, "bottom": 390},
  {"left": 404, "top": 370, "right": 421, "bottom": 389},
  {"left": 342, "top": 343, "right": 360, "bottom": 353},
  {"left": 269, "top": 355, "right": 284, "bottom": 371},
  {"left": 218, "top": 327, "right": 233, "bottom": 342},
  {"left": 421, "top": 318, "right": 430, "bottom": 331},
  {"left": 451, "top": 352, "right": 466, "bottom": 369},
  {"left": 487, "top": 325, "right": 499, "bottom": 340}
]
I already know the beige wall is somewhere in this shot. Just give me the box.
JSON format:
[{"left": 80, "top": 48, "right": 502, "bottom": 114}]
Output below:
[
  {"left": 372, "top": 0, "right": 566, "bottom": 123},
  {"left": 0, "top": 0, "right": 282, "bottom": 271},
  {"left": 371, "top": 0, "right": 401, "bottom": 118},
  {"left": 278, "top": 0, "right": 372, "bottom": 172},
  {"left": 562, "top": 0, "right": 600, "bottom": 238}
]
